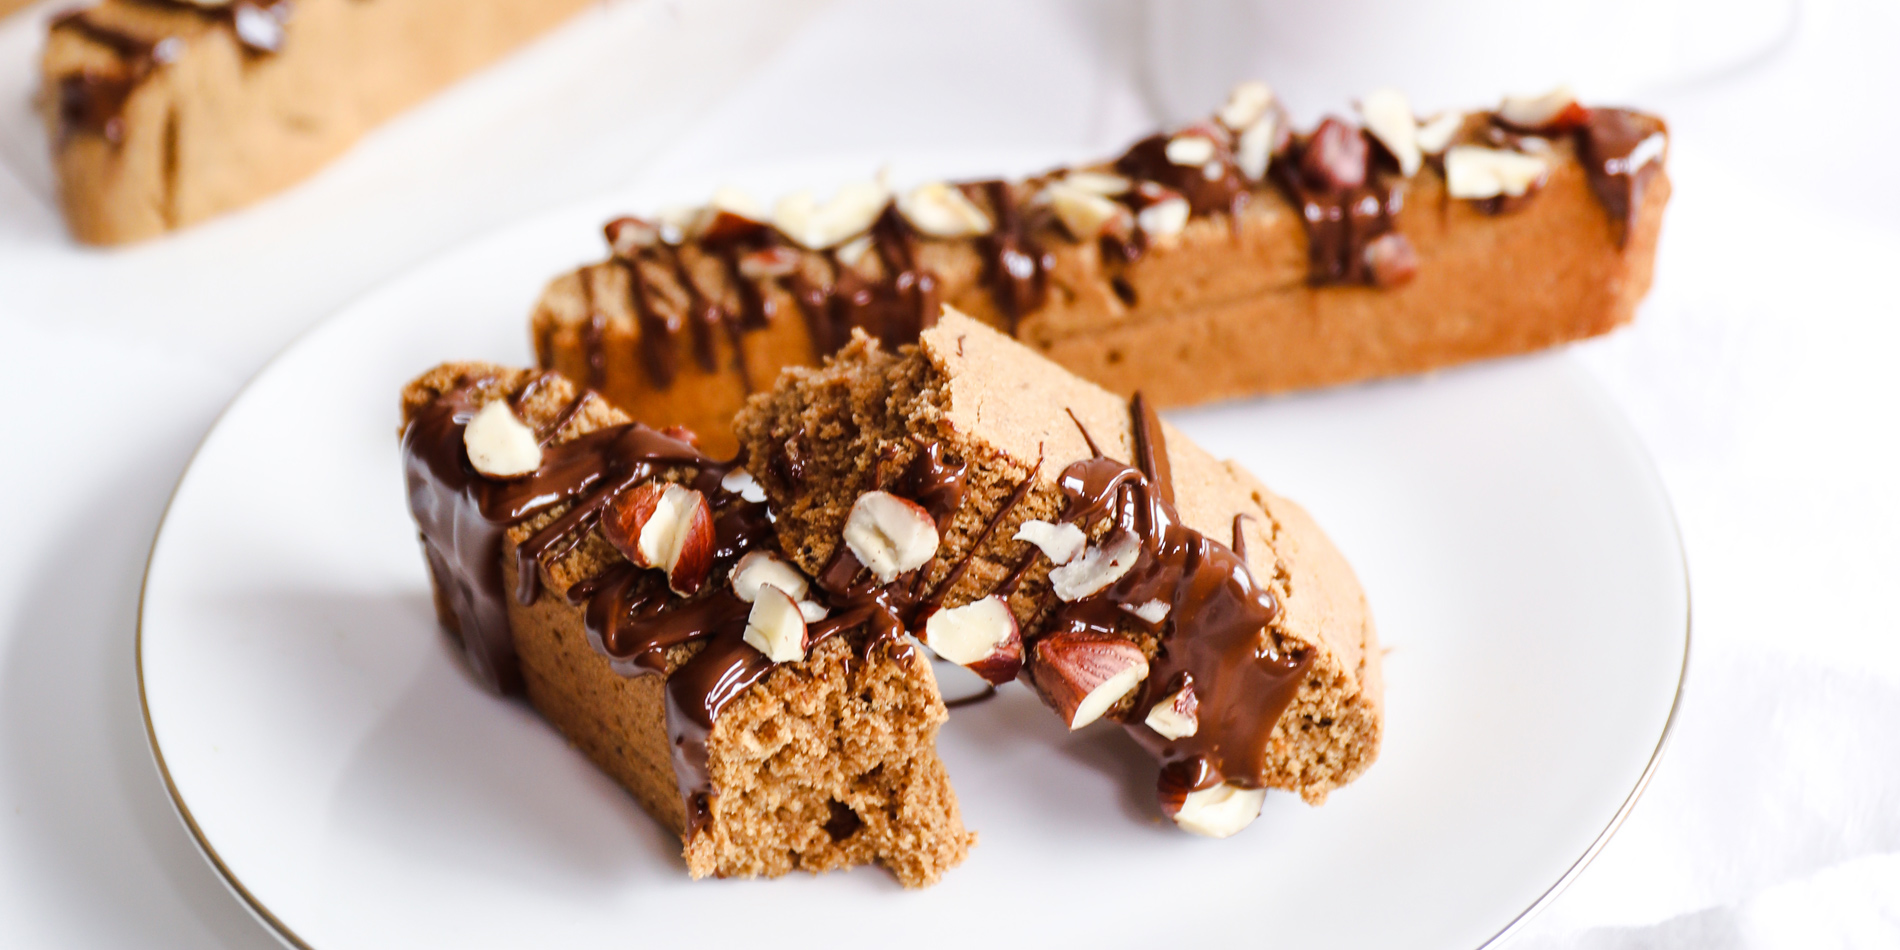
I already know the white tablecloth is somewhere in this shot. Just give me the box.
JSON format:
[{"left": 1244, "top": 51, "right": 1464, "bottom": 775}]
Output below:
[{"left": 0, "top": 0, "right": 1894, "bottom": 945}]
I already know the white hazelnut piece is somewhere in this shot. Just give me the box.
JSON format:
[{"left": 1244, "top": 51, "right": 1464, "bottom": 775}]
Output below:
[
  {"left": 720, "top": 467, "right": 768, "bottom": 503},
  {"left": 1124, "top": 598, "right": 1171, "bottom": 625},
  {"left": 1415, "top": 111, "right": 1465, "bottom": 155},
  {"left": 1498, "top": 84, "right": 1581, "bottom": 130},
  {"left": 898, "top": 182, "right": 993, "bottom": 238},
  {"left": 1030, "top": 631, "right": 1150, "bottom": 730},
  {"left": 922, "top": 595, "right": 1023, "bottom": 683},
  {"left": 601, "top": 483, "right": 716, "bottom": 596},
  {"left": 1014, "top": 519, "right": 1086, "bottom": 566},
  {"left": 1218, "top": 80, "right": 1275, "bottom": 131},
  {"left": 1137, "top": 196, "right": 1191, "bottom": 242},
  {"left": 463, "top": 400, "right": 542, "bottom": 478},
  {"left": 1164, "top": 133, "right": 1218, "bottom": 168},
  {"left": 1062, "top": 170, "right": 1133, "bottom": 197},
  {"left": 728, "top": 550, "right": 810, "bottom": 603},
  {"left": 833, "top": 233, "right": 876, "bottom": 270},
  {"left": 775, "top": 180, "right": 891, "bottom": 250},
  {"left": 1172, "top": 782, "right": 1267, "bottom": 838},
  {"left": 842, "top": 490, "right": 939, "bottom": 583},
  {"left": 1048, "top": 532, "right": 1141, "bottom": 601},
  {"left": 743, "top": 585, "right": 809, "bottom": 664},
  {"left": 1358, "top": 87, "right": 1422, "bottom": 176},
  {"left": 1234, "top": 114, "right": 1276, "bottom": 181},
  {"left": 1046, "top": 182, "right": 1133, "bottom": 242},
  {"left": 1144, "top": 683, "right": 1198, "bottom": 739},
  {"left": 1444, "top": 146, "right": 1550, "bottom": 200}
]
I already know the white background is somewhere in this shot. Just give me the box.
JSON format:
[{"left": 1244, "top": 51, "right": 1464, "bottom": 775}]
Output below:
[{"left": 0, "top": 0, "right": 1895, "bottom": 946}]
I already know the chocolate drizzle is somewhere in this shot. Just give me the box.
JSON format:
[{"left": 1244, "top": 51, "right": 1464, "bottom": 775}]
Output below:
[
  {"left": 972, "top": 180, "right": 1054, "bottom": 333},
  {"left": 1272, "top": 121, "right": 1404, "bottom": 286},
  {"left": 557, "top": 97, "right": 1663, "bottom": 394},
  {"left": 1575, "top": 109, "right": 1668, "bottom": 248},
  {"left": 1022, "top": 396, "right": 1313, "bottom": 804},
  {"left": 52, "top": 1, "right": 293, "bottom": 144},
  {"left": 404, "top": 372, "right": 798, "bottom": 839}
]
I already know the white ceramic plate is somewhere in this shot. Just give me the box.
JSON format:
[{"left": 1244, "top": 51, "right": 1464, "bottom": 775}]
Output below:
[{"left": 139, "top": 153, "right": 1688, "bottom": 950}]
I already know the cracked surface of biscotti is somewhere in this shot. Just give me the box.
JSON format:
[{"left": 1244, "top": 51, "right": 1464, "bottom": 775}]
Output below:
[
  {"left": 401, "top": 362, "right": 972, "bottom": 887},
  {"left": 44, "top": 0, "right": 593, "bottom": 244},
  {"left": 733, "top": 311, "right": 1382, "bottom": 803}
]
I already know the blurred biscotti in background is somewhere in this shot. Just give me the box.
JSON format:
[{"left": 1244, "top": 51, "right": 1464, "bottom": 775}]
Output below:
[{"left": 41, "top": 0, "right": 596, "bottom": 244}]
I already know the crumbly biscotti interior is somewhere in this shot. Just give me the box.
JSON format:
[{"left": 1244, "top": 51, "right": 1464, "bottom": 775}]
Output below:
[
  {"left": 401, "top": 362, "right": 972, "bottom": 886},
  {"left": 735, "top": 312, "right": 1382, "bottom": 803}
]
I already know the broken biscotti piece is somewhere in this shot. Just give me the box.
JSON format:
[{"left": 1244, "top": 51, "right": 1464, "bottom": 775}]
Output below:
[
  {"left": 399, "top": 363, "right": 972, "bottom": 886},
  {"left": 535, "top": 82, "right": 1668, "bottom": 456},
  {"left": 43, "top": 0, "right": 594, "bottom": 244},
  {"left": 735, "top": 309, "right": 1384, "bottom": 836}
]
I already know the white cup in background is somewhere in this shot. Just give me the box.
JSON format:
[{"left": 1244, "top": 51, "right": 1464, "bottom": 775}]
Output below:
[{"left": 1142, "top": 0, "right": 1797, "bottom": 123}]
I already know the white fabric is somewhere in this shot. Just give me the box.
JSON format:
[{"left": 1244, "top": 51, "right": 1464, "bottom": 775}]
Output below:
[{"left": 0, "top": 0, "right": 1895, "bottom": 945}]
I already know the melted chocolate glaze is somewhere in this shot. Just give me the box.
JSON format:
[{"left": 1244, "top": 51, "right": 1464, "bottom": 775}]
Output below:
[
  {"left": 1035, "top": 400, "right": 1313, "bottom": 800},
  {"left": 404, "top": 373, "right": 797, "bottom": 840},
  {"left": 971, "top": 180, "right": 1054, "bottom": 333},
  {"left": 557, "top": 100, "right": 1661, "bottom": 389},
  {"left": 52, "top": 1, "right": 292, "bottom": 144},
  {"left": 1575, "top": 108, "right": 1668, "bottom": 248},
  {"left": 1272, "top": 128, "right": 1404, "bottom": 286}
]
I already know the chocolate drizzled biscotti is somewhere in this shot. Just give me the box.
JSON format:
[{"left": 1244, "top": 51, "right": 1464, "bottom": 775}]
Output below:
[
  {"left": 400, "top": 363, "right": 971, "bottom": 886},
  {"left": 533, "top": 82, "right": 1668, "bottom": 456},
  {"left": 735, "top": 310, "right": 1382, "bottom": 831},
  {"left": 43, "top": 0, "right": 594, "bottom": 244}
]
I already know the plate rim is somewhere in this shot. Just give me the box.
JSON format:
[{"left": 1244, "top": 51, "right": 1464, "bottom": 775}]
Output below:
[{"left": 132, "top": 182, "right": 1692, "bottom": 950}]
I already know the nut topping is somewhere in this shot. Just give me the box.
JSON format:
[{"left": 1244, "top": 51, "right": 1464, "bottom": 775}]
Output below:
[
  {"left": 719, "top": 467, "right": 767, "bottom": 503},
  {"left": 1030, "top": 630, "right": 1150, "bottom": 730},
  {"left": 1234, "top": 113, "right": 1276, "bottom": 181},
  {"left": 898, "top": 182, "right": 993, "bottom": 238},
  {"left": 1168, "top": 782, "right": 1266, "bottom": 838},
  {"left": 604, "top": 216, "right": 661, "bottom": 256},
  {"left": 1062, "top": 170, "right": 1133, "bottom": 197},
  {"left": 1415, "top": 111, "right": 1465, "bottom": 155},
  {"left": 842, "top": 490, "right": 939, "bottom": 583},
  {"left": 736, "top": 247, "right": 800, "bottom": 280},
  {"left": 1045, "top": 181, "right": 1134, "bottom": 243},
  {"left": 1497, "top": 85, "right": 1589, "bottom": 131},
  {"left": 1363, "top": 232, "right": 1419, "bottom": 287},
  {"left": 1444, "top": 145, "right": 1550, "bottom": 199},
  {"left": 601, "top": 483, "right": 715, "bottom": 596},
  {"left": 1014, "top": 519, "right": 1086, "bottom": 565},
  {"left": 463, "top": 400, "right": 542, "bottom": 479},
  {"left": 922, "top": 595, "right": 1023, "bottom": 684},
  {"left": 833, "top": 234, "right": 877, "bottom": 271},
  {"left": 774, "top": 180, "right": 891, "bottom": 250},
  {"left": 1144, "top": 681, "right": 1199, "bottom": 739},
  {"left": 1133, "top": 183, "right": 1191, "bottom": 241},
  {"left": 1124, "top": 598, "right": 1171, "bottom": 625},
  {"left": 1048, "top": 531, "right": 1141, "bottom": 601},
  {"left": 1164, "top": 133, "right": 1218, "bottom": 168},
  {"left": 729, "top": 550, "right": 810, "bottom": 603},
  {"left": 1217, "top": 80, "right": 1275, "bottom": 132},
  {"left": 742, "top": 584, "right": 808, "bottom": 663},
  {"left": 1300, "top": 117, "right": 1369, "bottom": 192},
  {"left": 1357, "top": 87, "right": 1421, "bottom": 176}
]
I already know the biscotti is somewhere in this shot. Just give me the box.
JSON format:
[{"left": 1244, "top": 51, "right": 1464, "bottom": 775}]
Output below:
[
  {"left": 43, "top": 0, "right": 594, "bottom": 244},
  {"left": 400, "top": 363, "right": 972, "bottom": 886},
  {"left": 734, "top": 310, "right": 1383, "bottom": 826},
  {"left": 531, "top": 82, "right": 1668, "bottom": 457}
]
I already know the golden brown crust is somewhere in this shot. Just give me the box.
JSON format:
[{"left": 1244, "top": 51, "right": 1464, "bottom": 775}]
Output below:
[
  {"left": 533, "top": 135, "right": 1666, "bottom": 457},
  {"left": 44, "top": 0, "right": 594, "bottom": 244},
  {"left": 732, "top": 312, "right": 1383, "bottom": 803}
]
